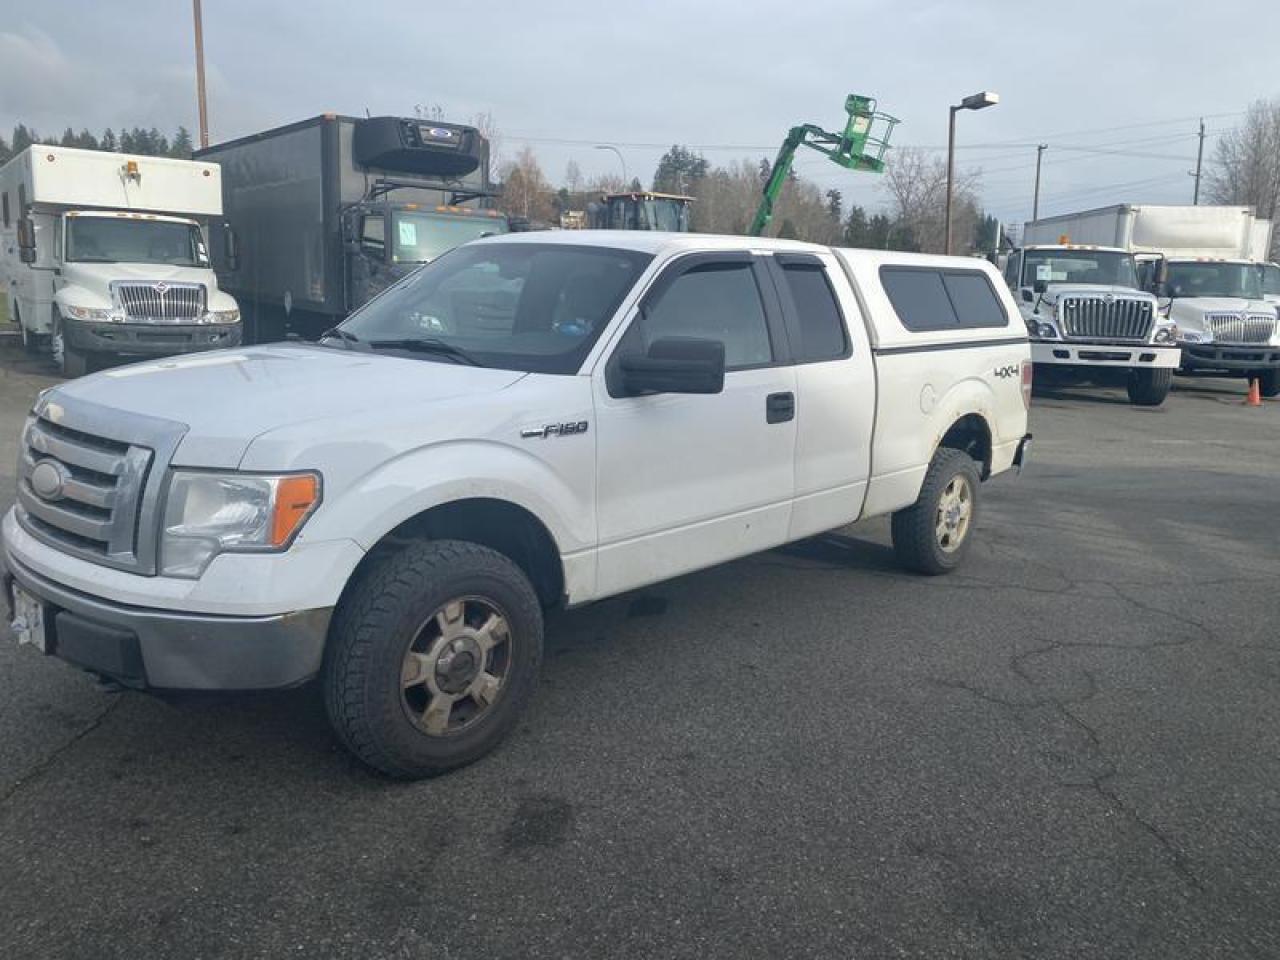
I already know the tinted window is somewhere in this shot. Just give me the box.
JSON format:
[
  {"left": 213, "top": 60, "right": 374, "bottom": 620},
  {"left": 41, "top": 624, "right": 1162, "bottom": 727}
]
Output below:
[
  {"left": 880, "top": 267, "right": 1008, "bottom": 332},
  {"left": 340, "top": 243, "right": 652, "bottom": 375},
  {"left": 360, "top": 215, "right": 385, "bottom": 256},
  {"left": 780, "top": 262, "right": 848, "bottom": 361},
  {"left": 638, "top": 262, "right": 773, "bottom": 369}
]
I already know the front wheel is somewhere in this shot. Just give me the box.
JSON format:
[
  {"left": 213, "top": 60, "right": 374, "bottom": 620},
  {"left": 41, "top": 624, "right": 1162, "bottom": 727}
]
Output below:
[
  {"left": 1253, "top": 369, "right": 1279, "bottom": 399},
  {"left": 50, "top": 313, "right": 90, "bottom": 378},
  {"left": 1126, "top": 367, "right": 1172, "bottom": 406},
  {"left": 891, "top": 448, "right": 981, "bottom": 576},
  {"left": 323, "top": 540, "right": 544, "bottom": 779}
]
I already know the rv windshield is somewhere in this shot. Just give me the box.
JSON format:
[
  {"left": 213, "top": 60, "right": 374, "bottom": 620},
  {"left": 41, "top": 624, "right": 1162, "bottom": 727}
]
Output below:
[
  {"left": 1165, "top": 261, "right": 1263, "bottom": 300},
  {"left": 392, "top": 211, "right": 509, "bottom": 264},
  {"left": 336, "top": 242, "right": 652, "bottom": 374},
  {"left": 65, "top": 216, "right": 207, "bottom": 266},
  {"left": 1021, "top": 249, "right": 1137, "bottom": 288}
]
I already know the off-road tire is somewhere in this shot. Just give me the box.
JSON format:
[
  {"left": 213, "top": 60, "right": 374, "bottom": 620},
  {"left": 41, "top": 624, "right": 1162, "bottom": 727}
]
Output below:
[
  {"left": 1254, "top": 369, "right": 1279, "bottom": 399},
  {"left": 1126, "top": 367, "right": 1172, "bottom": 406},
  {"left": 323, "top": 539, "right": 543, "bottom": 779},
  {"left": 891, "top": 448, "right": 981, "bottom": 576}
]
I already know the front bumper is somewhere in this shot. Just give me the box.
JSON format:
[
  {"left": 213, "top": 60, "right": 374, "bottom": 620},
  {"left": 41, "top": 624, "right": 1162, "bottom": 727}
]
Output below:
[
  {"left": 64, "top": 318, "right": 242, "bottom": 358},
  {"left": 1179, "top": 342, "right": 1280, "bottom": 372},
  {"left": 1031, "top": 340, "right": 1180, "bottom": 369},
  {"left": 3, "top": 554, "right": 330, "bottom": 691}
]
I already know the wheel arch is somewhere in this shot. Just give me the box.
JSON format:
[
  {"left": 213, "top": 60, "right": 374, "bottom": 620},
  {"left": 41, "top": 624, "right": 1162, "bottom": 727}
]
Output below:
[{"left": 936, "top": 412, "right": 993, "bottom": 480}]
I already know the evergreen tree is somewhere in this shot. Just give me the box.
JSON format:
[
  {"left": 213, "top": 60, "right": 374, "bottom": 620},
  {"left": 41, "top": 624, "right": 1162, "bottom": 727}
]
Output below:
[
  {"left": 825, "top": 189, "right": 843, "bottom": 223},
  {"left": 0, "top": 135, "right": 9, "bottom": 164},
  {"left": 75, "top": 129, "right": 99, "bottom": 150},
  {"left": 60, "top": 127, "right": 77, "bottom": 147},
  {"left": 843, "top": 204, "right": 869, "bottom": 246},
  {"left": 12, "top": 124, "right": 34, "bottom": 153},
  {"left": 653, "top": 145, "right": 709, "bottom": 194},
  {"left": 169, "top": 126, "right": 194, "bottom": 159},
  {"left": 149, "top": 127, "right": 169, "bottom": 156},
  {"left": 100, "top": 128, "right": 118, "bottom": 151}
]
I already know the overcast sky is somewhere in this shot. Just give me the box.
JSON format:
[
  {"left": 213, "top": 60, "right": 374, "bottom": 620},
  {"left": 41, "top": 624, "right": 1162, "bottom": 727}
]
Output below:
[{"left": 3, "top": 0, "right": 1277, "bottom": 227}]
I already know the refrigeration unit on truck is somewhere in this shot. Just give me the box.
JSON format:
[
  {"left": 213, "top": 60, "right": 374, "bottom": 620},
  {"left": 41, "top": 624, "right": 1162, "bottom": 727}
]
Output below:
[
  {"left": 1002, "top": 238, "right": 1178, "bottom": 406},
  {"left": 195, "top": 114, "right": 510, "bottom": 343},
  {"left": 0, "top": 146, "right": 241, "bottom": 376},
  {"left": 1024, "top": 204, "right": 1280, "bottom": 396}
]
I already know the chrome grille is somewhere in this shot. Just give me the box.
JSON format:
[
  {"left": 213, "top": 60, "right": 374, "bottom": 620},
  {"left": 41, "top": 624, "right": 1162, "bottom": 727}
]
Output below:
[
  {"left": 113, "top": 281, "right": 206, "bottom": 320},
  {"left": 17, "top": 415, "right": 153, "bottom": 568},
  {"left": 1204, "top": 313, "right": 1276, "bottom": 344},
  {"left": 1057, "top": 297, "right": 1154, "bottom": 341}
]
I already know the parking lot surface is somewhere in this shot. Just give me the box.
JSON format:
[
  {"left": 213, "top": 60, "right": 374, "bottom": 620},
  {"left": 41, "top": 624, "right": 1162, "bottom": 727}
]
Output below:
[{"left": 1, "top": 342, "right": 1278, "bottom": 959}]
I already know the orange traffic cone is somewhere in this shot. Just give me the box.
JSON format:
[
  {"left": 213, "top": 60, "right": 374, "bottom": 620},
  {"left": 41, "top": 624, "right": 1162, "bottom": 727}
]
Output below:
[{"left": 1245, "top": 378, "right": 1262, "bottom": 407}]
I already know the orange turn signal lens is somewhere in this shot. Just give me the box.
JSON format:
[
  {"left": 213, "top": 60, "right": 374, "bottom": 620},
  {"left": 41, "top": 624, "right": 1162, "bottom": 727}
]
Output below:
[{"left": 271, "top": 474, "right": 320, "bottom": 547}]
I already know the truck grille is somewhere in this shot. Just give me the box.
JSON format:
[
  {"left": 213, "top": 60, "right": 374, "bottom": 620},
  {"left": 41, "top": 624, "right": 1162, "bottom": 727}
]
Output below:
[
  {"left": 17, "top": 415, "right": 154, "bottom": 570},
  {"left": 1204, "top": 313, "right": 1276, "bottom": 344},
  {"left": 113, "top": 281, "right": 206, "bottom": 321},
  {"left": 1057, "top": 297, "right": 1154, "bottom": 341}
]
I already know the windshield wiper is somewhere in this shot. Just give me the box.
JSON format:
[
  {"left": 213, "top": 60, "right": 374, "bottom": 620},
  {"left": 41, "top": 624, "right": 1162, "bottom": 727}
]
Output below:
[
  {"left": 367, "top": 337, "right": 484, "bottom": 366},
  {"left": 319, "top": 327, "right": 363, "bottom": 349}
]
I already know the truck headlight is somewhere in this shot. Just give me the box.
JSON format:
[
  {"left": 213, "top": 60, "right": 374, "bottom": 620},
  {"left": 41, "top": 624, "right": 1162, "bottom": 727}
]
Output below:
[
  {"left": 160, "top": 470, "right": 321, "bottom": 578},
  {"left": 64, "top": 305, "right": 122, "bottom": 323},
  {"left": 1180, "top": 330, "right": 1211, "bottom": 344},
  {"left": 1036, "top": 323, "right": 1058, "bottom": 339},
  {"left": 202, "top": 308, "right": 241, "bottom": 324},
  {"left": 1153, "top": 325, "right": 1178, "bottom": 343}
]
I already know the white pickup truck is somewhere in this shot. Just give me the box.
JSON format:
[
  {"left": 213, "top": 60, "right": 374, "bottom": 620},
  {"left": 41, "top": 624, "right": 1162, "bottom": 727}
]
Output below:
[{"left": 3, "top": 232, "right": 1031, "bottom": 777}]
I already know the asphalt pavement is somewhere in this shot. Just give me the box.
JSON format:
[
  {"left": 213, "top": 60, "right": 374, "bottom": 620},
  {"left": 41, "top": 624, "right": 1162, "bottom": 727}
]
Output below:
[{"left": 1, "top": 341, "right": 1278, "bottom": 959}]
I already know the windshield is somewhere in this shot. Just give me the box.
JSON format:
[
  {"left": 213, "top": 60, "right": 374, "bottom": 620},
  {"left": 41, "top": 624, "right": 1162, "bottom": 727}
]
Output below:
[
  {"left": 607, "top": 198, "right": 690, "bottom": 232},
  {"left": 1021, "top": 249, "right": 1137, "bottom": 288},
  {"left": 66, "top": 217, "right": 207, "bottom": 266},
  {"left": 338, "top": 242, "right": 652, "bottom": 374},
  {"left": 1165, "top": 261, "right": 1263, "bottom": 300},
  {"left": 1262, "top": 263, "right": 1280, "bottom": 296},
  {"left": 392, "top": 211, "right": 509, "bottom": 264}
]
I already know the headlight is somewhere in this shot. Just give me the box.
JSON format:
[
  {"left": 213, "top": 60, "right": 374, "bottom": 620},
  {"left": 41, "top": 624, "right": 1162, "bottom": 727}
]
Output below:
[
  {"left": 1180, "top": 329, "right": 1211, "bottom": 344},
  {"left": 1036, "top": 323, "right": 1058, "bottom": 339},
  {"left": 64, "top": 305, "right": 122, "bottom": 323},
  {"left": 202, "top": 308, "right": 241, "bottom": 324},
  {"left": 160, "top": 470, "right": 321, "bottom": 578},
  {"left": 1153, "top": 325, "right": 1179, "bottom": 343}
]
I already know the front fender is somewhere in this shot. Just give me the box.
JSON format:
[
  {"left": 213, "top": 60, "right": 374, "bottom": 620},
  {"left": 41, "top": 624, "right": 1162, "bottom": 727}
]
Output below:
[{"left": 53, "top": 285, "right": 112, "bottom": 315}]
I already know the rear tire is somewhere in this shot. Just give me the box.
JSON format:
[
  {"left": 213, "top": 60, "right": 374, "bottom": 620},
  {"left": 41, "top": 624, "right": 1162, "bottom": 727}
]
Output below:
[
  {"left": 323, "top": 539, "right": 544, "bottom": 779},
  {"left": 892, "top": 448, "right": 981, "bottom": 576},
  {"left": 1254, "top": 369, "right": 1279, "bottom": 399},
  {"left": 1126, "top": 367, "right": 1172, "bottom": 406}
]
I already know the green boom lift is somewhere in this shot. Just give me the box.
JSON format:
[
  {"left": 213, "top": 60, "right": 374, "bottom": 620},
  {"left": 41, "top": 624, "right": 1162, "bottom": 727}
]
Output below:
[{"left": 749, "top": 94, "right": 899, "bottom": 237}]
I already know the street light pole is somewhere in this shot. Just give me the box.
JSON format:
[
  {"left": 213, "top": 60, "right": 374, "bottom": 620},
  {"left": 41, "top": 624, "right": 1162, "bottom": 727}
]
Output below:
[
  {"left": 594, "top": 145, "right": 627, "bottom": 188},
  {"left": 193, "top": 0, "right": 209, "bottom": 149},
  {"left": 1032, "top": 144, "right": 1047, "bottom": 222},
  {"left": 944, "top": 91, "right": 999, "bottom": 255}
]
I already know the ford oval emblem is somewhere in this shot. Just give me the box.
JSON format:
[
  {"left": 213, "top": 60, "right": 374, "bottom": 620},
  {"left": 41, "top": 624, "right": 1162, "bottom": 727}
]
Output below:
[
  {"left": 30, "top": 460, "right": 69, "bottom": 501},
  {"left": 425, "top": 127, "right": 456, "bottom": 140}
]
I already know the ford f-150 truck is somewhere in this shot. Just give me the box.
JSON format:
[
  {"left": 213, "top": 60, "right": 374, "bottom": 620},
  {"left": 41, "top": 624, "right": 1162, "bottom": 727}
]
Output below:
[{"left": 3, "top": 232, "right": 1031, "bottom": 778}]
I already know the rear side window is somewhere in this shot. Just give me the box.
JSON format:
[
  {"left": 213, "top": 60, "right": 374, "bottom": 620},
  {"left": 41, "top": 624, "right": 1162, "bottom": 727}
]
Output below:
[
  {"left": 779, "top": 261, "right": 848, "bottom": 362},
  {"left": 880, "top": 266, "right": 1008, "bottom": 332}
]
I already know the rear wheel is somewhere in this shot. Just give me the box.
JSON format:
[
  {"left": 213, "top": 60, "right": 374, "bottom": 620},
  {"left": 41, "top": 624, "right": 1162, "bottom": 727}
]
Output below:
[
  {"left": 891, "top": 448, "right": 981, "bottom": 576},
  {"left": 323, "top": 539, "right": 544, "bottom": 779},
  {"left": 1126, "top": 367, "right": 1172, "bottom": 406},
  {"left": 1254, "top": 369, "right": 1279, "bottom": 399}
]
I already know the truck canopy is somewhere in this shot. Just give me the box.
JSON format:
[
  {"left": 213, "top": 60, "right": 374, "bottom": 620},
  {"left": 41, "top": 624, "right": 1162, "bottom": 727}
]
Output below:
[{"left": 3, "top": 145, "right": 222, "bottom": 217}]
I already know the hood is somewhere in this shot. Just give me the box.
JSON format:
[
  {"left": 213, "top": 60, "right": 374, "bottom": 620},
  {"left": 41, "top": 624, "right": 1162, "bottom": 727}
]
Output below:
[
  {"left": 48, "top": 343, "right": 527, "bottom": 467},
  {"left": 60, "top": 262, "right": 222, "bottom": 305},
  {"left": 1167, "top": 297, "right": 1275, "bottom": 315},
  {"left": 1039, "top": 283, "right": 1151, "bottom": 305}
]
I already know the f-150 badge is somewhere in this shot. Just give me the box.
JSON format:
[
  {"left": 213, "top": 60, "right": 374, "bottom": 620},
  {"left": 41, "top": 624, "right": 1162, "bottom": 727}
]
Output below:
[{"left": 521, "top": 421, "right": 589, "bottom": 439}]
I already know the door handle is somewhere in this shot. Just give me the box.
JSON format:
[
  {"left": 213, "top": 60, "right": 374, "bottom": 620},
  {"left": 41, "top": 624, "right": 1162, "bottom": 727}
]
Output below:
[{"left": 766, "top": 391, "right": 795, "bottom": 424}]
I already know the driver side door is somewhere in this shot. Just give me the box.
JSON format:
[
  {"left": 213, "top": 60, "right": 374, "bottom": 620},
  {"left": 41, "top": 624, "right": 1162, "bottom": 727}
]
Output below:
[{"left": 592, "top": 252, "right": 798, "bottom": 597}]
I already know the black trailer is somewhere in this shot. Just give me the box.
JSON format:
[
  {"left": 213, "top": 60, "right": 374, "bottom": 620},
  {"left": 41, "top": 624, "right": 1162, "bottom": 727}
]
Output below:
[{"left": 196, "top": 114, "right": 508, "bottom": 342}]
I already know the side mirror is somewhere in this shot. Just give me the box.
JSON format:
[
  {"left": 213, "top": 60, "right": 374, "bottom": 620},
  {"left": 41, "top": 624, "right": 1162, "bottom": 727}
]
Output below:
[
  {"left": 619, "top": 337, "right": 725, "bottom": 396},
  {"left": 223, "top": 226, "right": 240, "bottom": 272},
  {"left": 1021, "top": 289, "right": 1033, "bottom": 303},
  {"left": 17, "top": 217, "right": 36, "bottom": 264},
  {"left": 1032, "top": 278, "right": 1048, "bottom": 295}
]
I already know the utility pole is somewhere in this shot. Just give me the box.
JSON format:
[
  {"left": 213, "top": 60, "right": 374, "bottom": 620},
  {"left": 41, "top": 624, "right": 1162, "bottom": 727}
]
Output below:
[
  {"left": 1032, "top": 144, "right": 1047, "bottom": 222},
  {"left": 193, "top": 0, "right": 209, "bottom": 149},
  {"left": 1191, "top": 118, "right": 1205, "bottom": 205}
]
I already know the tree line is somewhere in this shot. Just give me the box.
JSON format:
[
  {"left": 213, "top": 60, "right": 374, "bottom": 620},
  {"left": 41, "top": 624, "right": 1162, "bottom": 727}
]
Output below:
[{"left": 0, "top": 124, "right": 196, "bottom": 165}]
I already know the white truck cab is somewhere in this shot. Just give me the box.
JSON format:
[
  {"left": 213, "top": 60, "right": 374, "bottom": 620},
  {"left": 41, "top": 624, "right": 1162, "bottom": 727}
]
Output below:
[
  {"left": 0, "top": 146, "right": 241, "bottom": 376},
  {"left": 1002, "top": 243, "right": 1179, "bottom": 405},
  {"left": 3, "top": 232, "right": 1031, "bottom": 778}
]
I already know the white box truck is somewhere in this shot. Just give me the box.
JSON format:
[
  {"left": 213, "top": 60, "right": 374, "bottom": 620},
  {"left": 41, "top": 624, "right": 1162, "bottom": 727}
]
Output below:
[
  {"left": 1024, "top": 204, "right": 1280, "bottom": 396},
  {"left": 0, "top": 146, "right": 241, "bottom": 376}
]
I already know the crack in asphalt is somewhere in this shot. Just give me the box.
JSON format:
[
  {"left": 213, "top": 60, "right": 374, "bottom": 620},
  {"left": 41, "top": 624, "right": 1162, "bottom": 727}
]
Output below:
[{"left": 0, "top": 695, "right": 121, "bottom": 805}]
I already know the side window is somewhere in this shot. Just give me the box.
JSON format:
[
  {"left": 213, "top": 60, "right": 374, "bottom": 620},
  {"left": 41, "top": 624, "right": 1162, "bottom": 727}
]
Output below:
[
  {"left": 880, "top": 267, "right": 1008, "bottom": 332},
  {"left": 360, "top": 215, "right": 385, "bottom": 257},
  {"left": 635, "top": 261, "right": 773, "bottom": 369},
  {"left": 17, "top": 184, "right": 26, "bottom": 217},
  {"left": 2, "top": 192, "right": 8, "bottom": 227},
  {"left": 778, "top": 261, "right": 848, "bottom": 362}
]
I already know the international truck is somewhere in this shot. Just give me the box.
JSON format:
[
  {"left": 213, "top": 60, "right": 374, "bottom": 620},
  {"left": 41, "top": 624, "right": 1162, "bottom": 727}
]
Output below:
[
  {"left": 1023, "top": 204, "right": 1280, "bottom": 396},
  {"left": 1001, "top": 239, "right": 1178, "bottom": 406},
  {"left": 195, "top": 114, "right": 509, "bottom": 343},
  {"left": 0, "top": 146, "right": 242, "bottom": 377},
  {"left": 4, "top": 231, "right": 1031, "bottom": 778}
]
